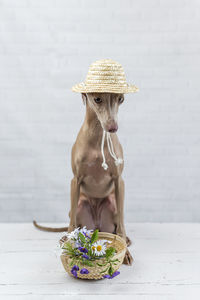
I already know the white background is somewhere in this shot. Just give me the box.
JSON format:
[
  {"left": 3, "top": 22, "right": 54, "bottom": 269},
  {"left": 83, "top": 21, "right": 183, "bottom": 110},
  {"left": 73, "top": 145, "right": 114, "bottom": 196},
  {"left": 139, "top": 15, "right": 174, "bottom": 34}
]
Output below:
[{"left": 0, "top": 0, "right": 200, "bottom": 222}]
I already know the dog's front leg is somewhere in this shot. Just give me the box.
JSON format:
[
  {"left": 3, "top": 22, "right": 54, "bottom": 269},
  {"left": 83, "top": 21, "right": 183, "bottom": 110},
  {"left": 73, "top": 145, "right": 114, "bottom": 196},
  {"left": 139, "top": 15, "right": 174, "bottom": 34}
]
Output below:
[
  {"left": 68, "top": 177, "right": 80, "bottom": 232},
  {"left": 114, "top": 176, "right": 126, "bottom": 240},
  {"left": 114, "top": 176, "right": 133, "bottom": 265}
]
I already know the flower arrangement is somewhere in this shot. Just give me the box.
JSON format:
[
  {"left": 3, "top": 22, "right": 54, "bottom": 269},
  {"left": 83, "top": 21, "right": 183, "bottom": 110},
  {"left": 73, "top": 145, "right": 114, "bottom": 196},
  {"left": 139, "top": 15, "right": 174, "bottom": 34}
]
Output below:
[{"left": 60, "top": 226, "right": 125, "bottom": 279}]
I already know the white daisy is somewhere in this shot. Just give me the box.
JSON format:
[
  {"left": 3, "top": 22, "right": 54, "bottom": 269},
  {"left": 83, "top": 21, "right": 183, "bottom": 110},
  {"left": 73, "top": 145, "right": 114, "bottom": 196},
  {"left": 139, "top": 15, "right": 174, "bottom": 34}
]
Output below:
[
  {"left": 65, "top": 227, "right": 80, "bottom": 240},
  {"left": 92, "top": 240, "right": 107, "bottom": 256}
]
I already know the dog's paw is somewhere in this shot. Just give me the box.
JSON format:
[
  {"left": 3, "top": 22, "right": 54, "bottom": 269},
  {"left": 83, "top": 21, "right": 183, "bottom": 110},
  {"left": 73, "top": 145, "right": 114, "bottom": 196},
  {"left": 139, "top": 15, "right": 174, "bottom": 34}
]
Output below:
[
  {"left": 126, "top": 236, "right": 132, "bottom": 247},
  {"left": 123, "top": 248, "right": 133, "bottom": 265}
]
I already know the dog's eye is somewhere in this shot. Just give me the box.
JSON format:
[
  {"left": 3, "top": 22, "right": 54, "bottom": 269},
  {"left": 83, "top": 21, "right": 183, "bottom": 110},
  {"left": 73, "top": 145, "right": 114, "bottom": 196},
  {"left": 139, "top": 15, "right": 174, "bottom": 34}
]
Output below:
[
  {"left": 119, "top": 97, "right": 124, "bottom": 104},
  {"left": 94, "top": 98, "right": 102, "bottom": 104}
]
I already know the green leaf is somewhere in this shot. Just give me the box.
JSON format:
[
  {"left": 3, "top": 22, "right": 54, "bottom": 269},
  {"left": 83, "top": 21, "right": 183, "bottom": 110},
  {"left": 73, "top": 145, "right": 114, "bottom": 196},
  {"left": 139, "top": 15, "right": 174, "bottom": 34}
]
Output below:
[
  {"left": 62, "top": 241, "right": 73, "bottom": 250},
  {"left": 110, "top": 258, "right": 120, "bottom": 263},
  {"left": 62, "top": 242, "right": 77, "bottom": 256},
  {"left": 82, "top": 260, "right": 94, "bottom": 267},
  {"left": 96, "top": 262, "right": 108, "bottom": 267},
  {"left": 105, "top": 247, "right": 116, "bottom": 259},
  {"left": 87, "top": 248, "right": 92, "bottom": 257},
  {"left": 90, "top": 229, "right": 99, "bottom": 244},
  {"left": 70, "top": 258, "right": 76, "bottom": 267},
  {"left": 108, "top": 265, "right": 114, "bottom": 276},
  {"left": 78, "top": 232, "right": 86, "bottom": 244}
]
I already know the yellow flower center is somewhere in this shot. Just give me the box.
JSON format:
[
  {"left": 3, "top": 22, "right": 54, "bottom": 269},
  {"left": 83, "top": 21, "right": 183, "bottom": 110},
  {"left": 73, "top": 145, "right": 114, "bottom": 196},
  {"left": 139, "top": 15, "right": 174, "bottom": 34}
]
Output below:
[
  {"left": 97, "top": 245, "right": 102, "bottom": 251},
  {"left": 92, "top": 246, "right": 96, "bottom": 251}
]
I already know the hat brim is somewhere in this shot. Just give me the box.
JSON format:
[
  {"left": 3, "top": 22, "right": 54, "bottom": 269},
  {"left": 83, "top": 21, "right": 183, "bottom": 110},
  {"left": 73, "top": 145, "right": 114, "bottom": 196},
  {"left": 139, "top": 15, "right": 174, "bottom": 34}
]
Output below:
[{"left": 71, "top": 83, "right": 139, "bottom": 94}]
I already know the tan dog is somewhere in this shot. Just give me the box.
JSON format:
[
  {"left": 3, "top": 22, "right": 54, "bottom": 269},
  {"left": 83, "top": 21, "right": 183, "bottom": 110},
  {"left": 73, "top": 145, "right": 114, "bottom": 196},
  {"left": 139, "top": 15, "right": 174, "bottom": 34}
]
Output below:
[
  {"left": 34, "top": 59, "right": 138, "bottom": 265},
  {"left": 70, "top": 92, "right": 132, "bottom": 264},
  {"left": 34, "top": 92, "right": 132, "bottom": 264}
]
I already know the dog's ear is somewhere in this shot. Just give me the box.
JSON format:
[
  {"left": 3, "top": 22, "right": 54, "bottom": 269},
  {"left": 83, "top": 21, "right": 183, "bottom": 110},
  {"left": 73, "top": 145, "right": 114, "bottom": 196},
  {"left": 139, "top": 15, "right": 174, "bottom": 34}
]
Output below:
[{"left": 81, "top": 93, "right": 87, "bottom": 105}]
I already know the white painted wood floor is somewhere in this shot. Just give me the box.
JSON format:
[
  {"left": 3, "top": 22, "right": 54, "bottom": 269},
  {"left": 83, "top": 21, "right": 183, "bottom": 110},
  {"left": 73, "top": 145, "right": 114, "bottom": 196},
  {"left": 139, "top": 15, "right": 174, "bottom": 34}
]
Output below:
[{"left": 0, "top": 223, "right": 200, "bottom": 300}]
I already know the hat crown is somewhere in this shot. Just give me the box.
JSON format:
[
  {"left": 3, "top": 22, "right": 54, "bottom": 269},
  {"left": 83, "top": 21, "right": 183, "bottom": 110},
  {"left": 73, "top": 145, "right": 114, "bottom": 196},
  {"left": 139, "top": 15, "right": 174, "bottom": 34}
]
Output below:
[
  {"left": 71, "top": 58, "right": 138, "bottom": 93},
  {"left": 85, "top": 59, "right": 127, "bottom": 87}
]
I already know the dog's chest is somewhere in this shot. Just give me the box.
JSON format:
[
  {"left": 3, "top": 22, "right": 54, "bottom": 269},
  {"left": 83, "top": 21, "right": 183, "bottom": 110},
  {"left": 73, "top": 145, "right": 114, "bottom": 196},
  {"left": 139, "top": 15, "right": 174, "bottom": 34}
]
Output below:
[
  {"left": 82, "top": 149, "right": 111, "bottom": 179},
  {"left": 81, "top": 151, "right": 114, "bottom": 198},
  {"left": 80, "top": 148, "right": 116, "bottom": 184},
  {"left": 77, "top": 144, "right": 122, "bottom": 198}
]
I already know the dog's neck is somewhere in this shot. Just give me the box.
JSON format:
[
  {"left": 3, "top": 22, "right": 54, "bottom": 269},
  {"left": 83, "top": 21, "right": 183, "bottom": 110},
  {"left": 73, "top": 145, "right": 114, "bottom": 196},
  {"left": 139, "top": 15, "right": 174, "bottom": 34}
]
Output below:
[{"left": 82, "top": 102, "right": 103, "bottom": 145}]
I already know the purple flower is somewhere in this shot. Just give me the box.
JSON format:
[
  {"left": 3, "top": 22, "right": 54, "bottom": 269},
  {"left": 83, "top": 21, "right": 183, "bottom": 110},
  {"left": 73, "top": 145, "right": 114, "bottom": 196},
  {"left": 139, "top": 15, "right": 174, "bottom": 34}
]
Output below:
[
  {"left": 83, "top": 232, "right": 91, "bottom": 239},
  {"left": 78, "top": 247, "right": 88, "bottom": 253},
  {"left": 71, "top": 265, "right": 79, "bottom": 271},
  {"left": 103, "top": 274, "right": 111, "bottom": 278},
  {"left": 71, "top": 269, "right": 78, "bottom": 278},
  {"left": 103, "top": 271, "right": 120, "bottom": 279},
  {"left": 80, "top": 268, "right": 89, "bottom": 274},
  {"left": 82, "top": 254, "right": 89, "bottom": 260},
  {"left": 71, "top": 265, "right": 79, "bottom": 278}
]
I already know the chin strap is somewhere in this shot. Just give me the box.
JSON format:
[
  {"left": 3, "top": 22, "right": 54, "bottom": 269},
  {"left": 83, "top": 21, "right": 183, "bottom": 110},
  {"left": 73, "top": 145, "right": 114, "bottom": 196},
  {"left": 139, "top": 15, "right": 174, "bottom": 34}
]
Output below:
[{"left": 101, "top": 129, "right": 123, "bottom": 170}]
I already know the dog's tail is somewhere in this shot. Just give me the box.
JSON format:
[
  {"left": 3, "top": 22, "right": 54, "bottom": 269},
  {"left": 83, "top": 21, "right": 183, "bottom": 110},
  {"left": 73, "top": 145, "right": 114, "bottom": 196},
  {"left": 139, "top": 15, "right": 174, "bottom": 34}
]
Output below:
[{"left": 33, "top": 220, "right": 68, "bottom": 232}]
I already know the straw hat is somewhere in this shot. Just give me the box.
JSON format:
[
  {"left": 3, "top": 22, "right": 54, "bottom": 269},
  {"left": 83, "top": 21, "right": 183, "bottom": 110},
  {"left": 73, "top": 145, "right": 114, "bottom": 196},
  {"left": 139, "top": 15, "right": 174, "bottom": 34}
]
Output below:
[{"left": 72, "top": 59, "right": 139, "bottom": 94}]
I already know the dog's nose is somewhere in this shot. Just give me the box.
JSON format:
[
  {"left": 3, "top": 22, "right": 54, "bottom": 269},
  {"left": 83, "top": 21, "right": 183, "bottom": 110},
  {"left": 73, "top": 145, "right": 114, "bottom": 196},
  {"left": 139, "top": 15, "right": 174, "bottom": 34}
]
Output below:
[{"left": 108, "top": 124, "right": 118, "bottom": 133}]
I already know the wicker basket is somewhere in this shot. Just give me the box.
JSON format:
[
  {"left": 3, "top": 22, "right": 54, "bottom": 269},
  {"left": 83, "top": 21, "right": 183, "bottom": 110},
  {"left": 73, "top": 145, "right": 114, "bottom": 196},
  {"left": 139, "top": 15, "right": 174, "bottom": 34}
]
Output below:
[{"left": 60, "top": 232, "right": 126, "bottom": 280}]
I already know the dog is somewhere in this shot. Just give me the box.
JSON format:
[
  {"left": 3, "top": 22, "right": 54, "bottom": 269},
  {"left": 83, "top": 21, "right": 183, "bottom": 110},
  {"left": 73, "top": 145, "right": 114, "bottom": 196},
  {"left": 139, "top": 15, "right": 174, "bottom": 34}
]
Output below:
[
  {"left": 33, "top": 59, "right": 138, "bottom": 265},
  {"left": 34, "top": 92, "right": 132, "bottom": 264}
]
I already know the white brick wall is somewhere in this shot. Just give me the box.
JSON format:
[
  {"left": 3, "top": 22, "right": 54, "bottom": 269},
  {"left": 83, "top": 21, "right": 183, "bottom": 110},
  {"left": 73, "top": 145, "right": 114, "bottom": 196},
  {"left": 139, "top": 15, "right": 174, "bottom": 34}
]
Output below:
[{"left": 0, "top": 0, "right": 200, "bottom": 222}]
